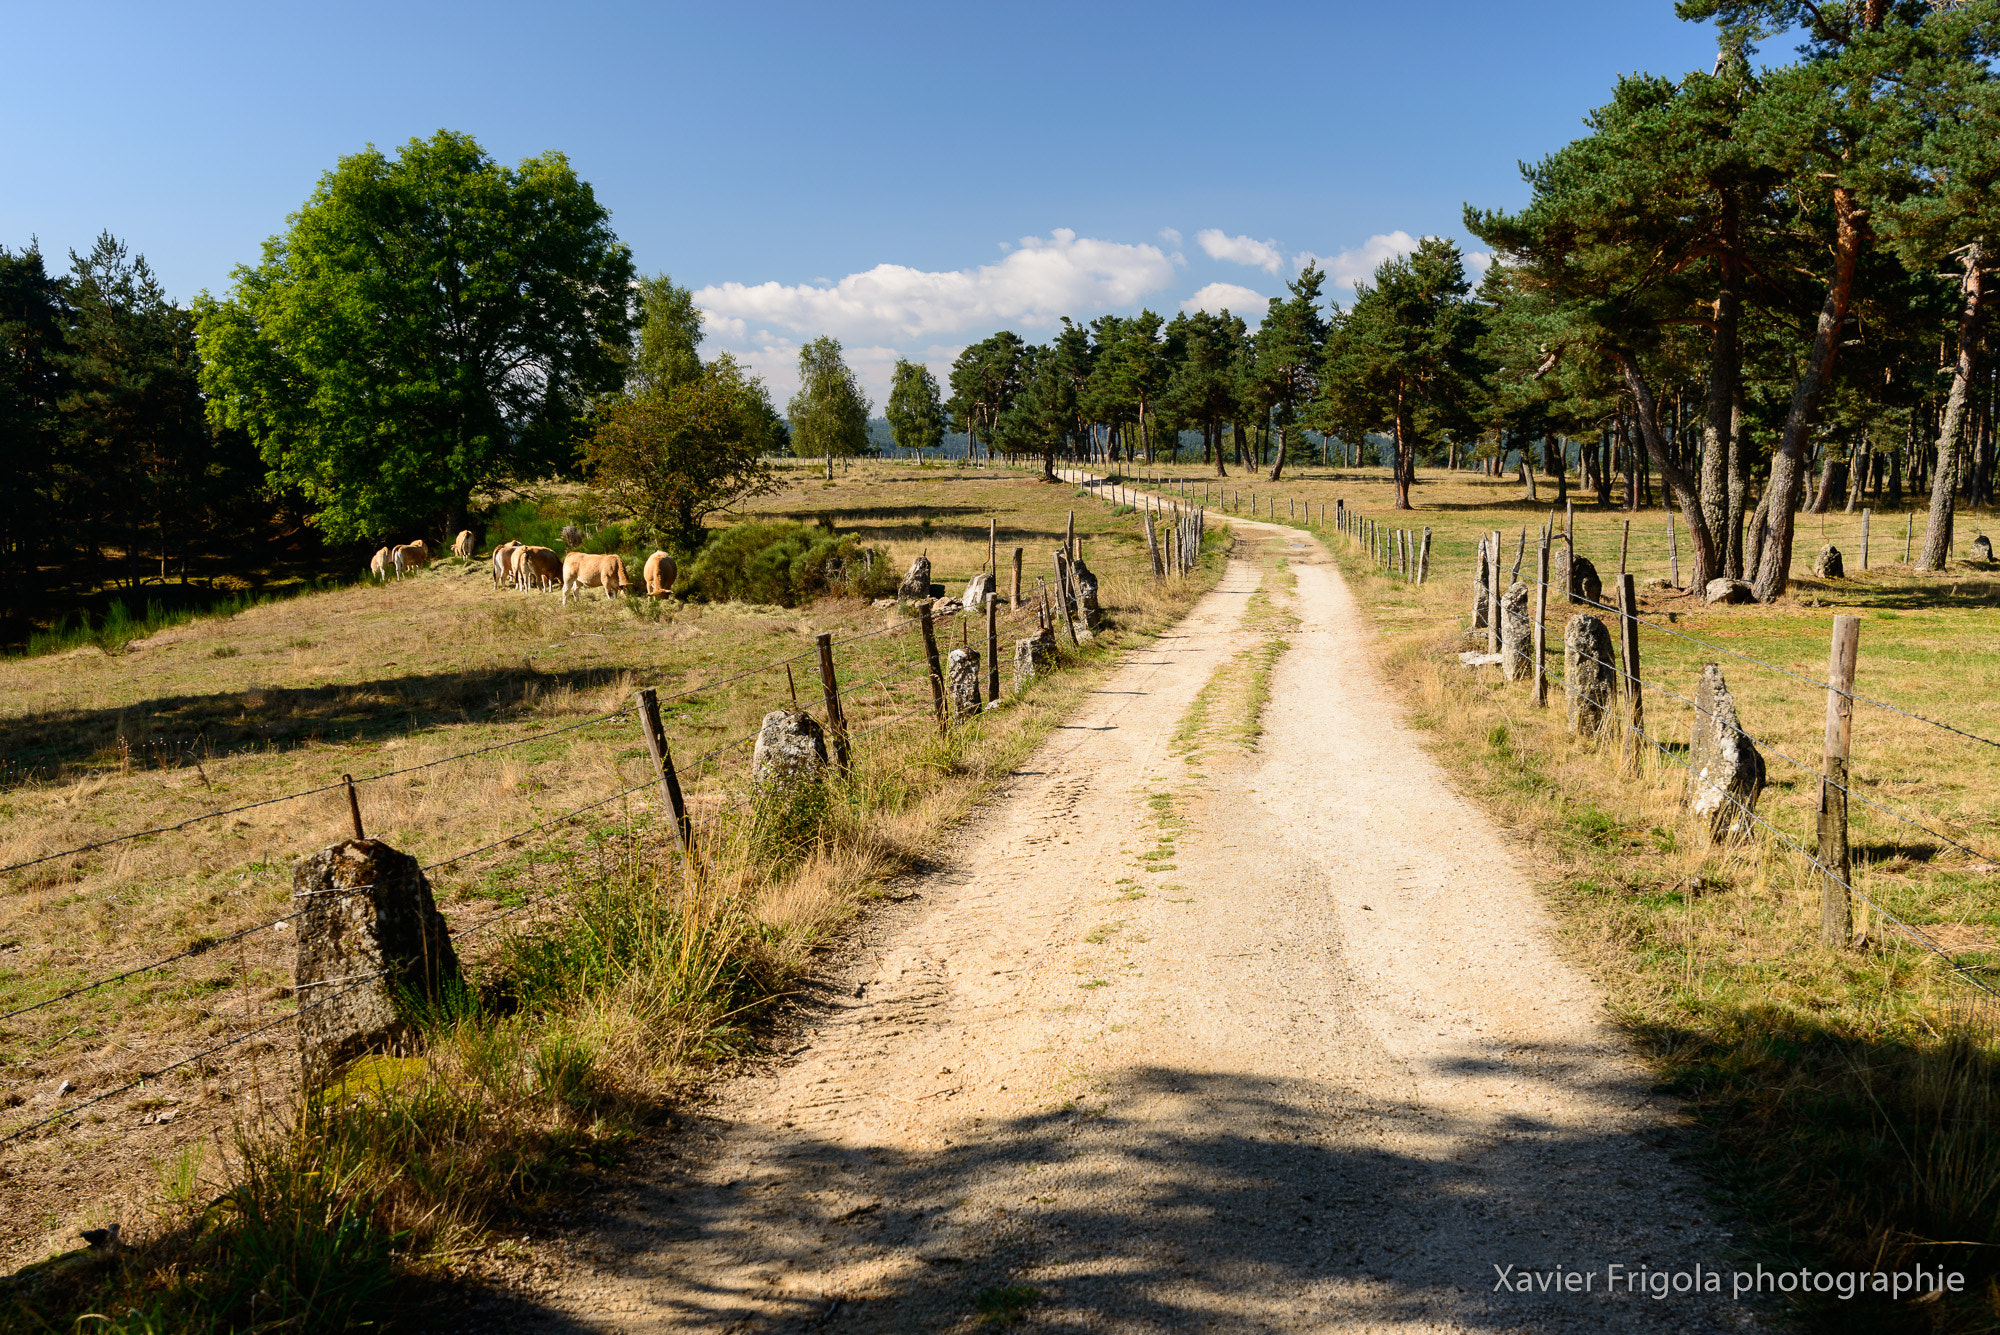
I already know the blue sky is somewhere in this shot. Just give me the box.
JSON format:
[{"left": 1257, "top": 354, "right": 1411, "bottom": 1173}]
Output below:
[{"left": 3, "top": 0, "right": 1725, "bottom": 403}]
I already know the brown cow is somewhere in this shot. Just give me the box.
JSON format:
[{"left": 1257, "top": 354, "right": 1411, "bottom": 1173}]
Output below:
[
  {"left": 562, "top": 551, "right": 629, "bottom": 604},
  {"left": 369, "top": 546, "right": 390, "bottom": 580},
  {"left": 389, "top": 542, "right": 429, "bottom": 579},
  {"left": 452, "top": 530, "right": 474, "bottom": 559},
  {"left": 491, "top": 539, "right": 522, "bottom": 588},
  {"left": 518, "top": 546, "right": 561, "bottom": 591},
  {"left": 642, "top": 550, "right": 677, "bottom": 599}
]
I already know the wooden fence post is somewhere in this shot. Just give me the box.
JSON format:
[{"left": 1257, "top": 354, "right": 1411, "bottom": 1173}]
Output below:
[
  {"left": 986, "top": 593, "right": 1000, "bottom": 704},
  {"left": 343, "top": 774, "right": 364, "bottom": 841},
  {"left": 1905, "top": 511, "right": 1913, "bottom": 564},
  {"left": 1418, "top": 527, "right": 1432, "bottom": 584},
  {"left": 1066, "top": 510, "right": 1075, "bottom": 563},
  {"left": 1012, "top": 546, "right": 1024, "bottom": 606},
  {"left": 1860, "top": 507, "right": 1870, "bottom": 570},
  {"left": 919, "top": 604, "right": 947, "bottom": 734},
  {"left": 1820, "top": 615, "right": 1861, "bottom": 947},
  {"left": 1617, "top": 572, "right": 1642, "bottom": 768},
  {"left": 1533, "top": 536, "right": 1550, "bottom": 708},
  {"left": 815, "top": 632, "right": 852, "bottom": 774},
  {"left": 1619, "top": 519, "right": 1631, "bottom": 580},
  {"left": 634, "top": 687, "right": 693, "bottom": 857},
  {"left": 1668, "top": 514, "right": 1679, "bottom": 588},
  {"left": 1053, "top": 552, "right": 1081, "bottom": 645},
  {"left": 988, "top": 517, "right": 997, "bottom": 574}
]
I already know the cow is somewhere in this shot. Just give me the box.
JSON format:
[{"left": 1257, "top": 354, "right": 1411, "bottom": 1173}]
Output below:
[
  {"left": 369, "top": 546, "right": 390, "bottom": 580},
  {"left": 389, "top": 538, "right": 433, "bottom": 579},
  {"left": 518, "top": 545, "right": 562, "bottom": 591},
  {"left": 491, "top": 539, "right": 522, "bottom": 588},
  {"left": 452, "top": 530, "right": 474, "bottom": 559},
  {"left": 642, "top": 550, "right": 677, "bottom": 599},
  {"left": 562, "top": 551, "right": 630, "bottom": 604}
]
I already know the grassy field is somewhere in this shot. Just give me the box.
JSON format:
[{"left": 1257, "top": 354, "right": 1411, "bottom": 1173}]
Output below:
[
  {"left": 0, "top": 457, "right": 1228, "bottom": 1328},
  {"left": 1115, "top": 461, "right": 2000, "bottom": 1332}
]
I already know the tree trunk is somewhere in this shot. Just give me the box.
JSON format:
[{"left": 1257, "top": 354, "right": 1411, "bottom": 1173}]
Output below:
[
  {"left": 1700, "top": 202, "right": 1742, "bottom": 554},
  {"left": 1918, "top": 241, "right": 1983, "bottom": 570},
  {"left": 1753, "top": 186, "right": 1864, "bottom": 601},
  {"left": 1615, "top": 350, "right": 1721, "bottom": 589},
  {"left": 1809, "top": 443, "right": 1845, "bottom": 515},
  {"left": 1392, "top": 391, "right": 1416, "bottom": 510},
  {"left": 1268, "top": 422, "right": 1287, "bottom": 481},
  {"left": 1844, "top": 432, "right": 1870, "bottom": 512},
  {"left": 1726, "top": 384, "right": 1748, "bottom": 577}
]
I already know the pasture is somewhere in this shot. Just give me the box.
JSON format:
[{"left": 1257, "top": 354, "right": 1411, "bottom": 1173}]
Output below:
[{"left": 0, "top": 459, "right": 1214, "bottom": 1272}]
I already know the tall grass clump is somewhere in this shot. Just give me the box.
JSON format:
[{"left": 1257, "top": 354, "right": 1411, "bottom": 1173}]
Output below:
[{"left": 679, "top": 521, "right": 897, "bottom": 607}]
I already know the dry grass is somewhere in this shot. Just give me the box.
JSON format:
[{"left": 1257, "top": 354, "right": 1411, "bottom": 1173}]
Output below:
[
  {"left": 0, "top": 458, "right": 1225, "bottom": 1291},
  {"left": 1291, "top": 466, "right": 2000, "bottom": 1332}
]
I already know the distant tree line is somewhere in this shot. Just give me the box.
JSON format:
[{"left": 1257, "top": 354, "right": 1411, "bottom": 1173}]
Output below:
[{"left": 927, "top": 2, "right": 2000, "bottom": 603}]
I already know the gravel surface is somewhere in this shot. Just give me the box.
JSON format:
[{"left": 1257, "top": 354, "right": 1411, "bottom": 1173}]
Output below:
[{"left": 478, "top": 519, "right": 1761, "bottom": 1334}]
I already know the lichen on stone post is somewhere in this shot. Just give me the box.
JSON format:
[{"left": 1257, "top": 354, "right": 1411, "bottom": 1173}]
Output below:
[{"left": 293, "top": 840, "right": 460, "bottom": 1087}]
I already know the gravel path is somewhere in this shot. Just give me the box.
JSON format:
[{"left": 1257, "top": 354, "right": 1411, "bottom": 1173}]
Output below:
[{"left": 490, "top": 518, "right": 1755, "bottom": 1333}]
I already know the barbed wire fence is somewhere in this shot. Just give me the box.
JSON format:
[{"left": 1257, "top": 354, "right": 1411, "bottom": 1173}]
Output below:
[
  {"left": 1323, "top": 505, "right": 2000, "bottom": 1027},
  {"left": 0, "top": 565, "right": 1073, "bottom": 1146}
]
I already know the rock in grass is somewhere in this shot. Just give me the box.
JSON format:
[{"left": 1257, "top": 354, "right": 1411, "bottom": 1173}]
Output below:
[
  {"left": 962, "top": 572, "right": 995, "bottom": 613},
  {"left": 1014, "top": 628, "right": 1058, "bottom": 688},
  {"left": 898, "top": 556, "right": 931, "bottom": 602},
  {"left": 1472, "top": 536, "right": 1491, "bottom": 630},
  {"left": 1072, "top": 559, "right": 1101, "bottom": 626},
  {"left": 294, "top": 840, "right": 460, "bottom": 1086},
  {"left": 1687, "top": 664, "right": 1766, "bottom": 843},
  {"left": 1501, "top": 581, "right": 1534, "bottom": 681},
  {"left": 1814, "top": 544, "right": 1845, "bottom": 578},
  {"left": 1563, "top": 614, "right": 1617, "bottom": 742},
  {"left": 1971, "top": 534, "right": 1992, "bottom": 563},
  {"left": 752, "top": 709, "right": 828, "bottom": 790},
  {"left": 948, "top": 647, "right": 982, "bottom": 720},
  {"left": 1703, "top": 577, "right": 1754, "bottom": 605},
  {"left": 1552, "top": 550, "right": 1603, "bottom": 608}
]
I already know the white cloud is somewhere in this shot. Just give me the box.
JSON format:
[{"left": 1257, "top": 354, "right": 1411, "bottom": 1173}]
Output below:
[
  {"left": 1181, "top": 282, "right": 1269, "bottom": 322},
  {"left": 1303, "top": 231, "right": 1422, "bottom": 289},
  {"left": 1465, "top": 250, "right": 1494, "bottom": 278},
  {"left": 1195, "top": 228, "right": 1285, "bottom": 274},
  {"left": 1158, "top": 227, "right": 1183, "bottom": 247},
  {"left": 692, "top": 229, "right": 1177, "bottom": 349}
]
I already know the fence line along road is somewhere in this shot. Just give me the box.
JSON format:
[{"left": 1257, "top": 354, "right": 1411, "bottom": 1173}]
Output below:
[{"left": 4, "top": 518, "right": 1151, "bottom": 1142}]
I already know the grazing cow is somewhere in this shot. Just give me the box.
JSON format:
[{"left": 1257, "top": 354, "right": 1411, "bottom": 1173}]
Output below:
[
  {"left": 642, "top": 550, "right": 677, "bottom": 599},
  {"left": 452, "top": 530, "right": 474, "bottom": 559},
  {"left": 369, "top": 546, "right": 390, "bottom": 580},
  {"left": 519, "top": 545, "right": 562, "bottom": 591},
  {"left": 562, "top": 551, "right": 630, "bottom": 604},
  {"left": 491, "top": 539, "right": 522, "bottom": 588}
]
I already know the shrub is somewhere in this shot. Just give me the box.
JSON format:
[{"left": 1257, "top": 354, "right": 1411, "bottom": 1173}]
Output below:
[{"left": 679, "top": 522, "right": 896, "bottom": 607}]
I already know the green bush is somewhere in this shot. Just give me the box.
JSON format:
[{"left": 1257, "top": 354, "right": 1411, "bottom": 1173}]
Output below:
[{"left": 679, "top": 522, "right": 896, "bottom": 607}]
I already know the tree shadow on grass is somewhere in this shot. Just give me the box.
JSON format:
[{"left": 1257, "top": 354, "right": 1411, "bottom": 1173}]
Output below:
[{"left": 0, "top": 664, "right": 635, "bottom": 789}]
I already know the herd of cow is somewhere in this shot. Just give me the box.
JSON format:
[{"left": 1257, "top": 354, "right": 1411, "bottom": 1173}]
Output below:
[{"left": 369, "top": 530, "right": 678, "bottom": 604}]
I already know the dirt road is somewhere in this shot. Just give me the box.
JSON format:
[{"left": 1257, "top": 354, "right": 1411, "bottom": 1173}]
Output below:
[{"left": 494, "top": 518, "right": 1750, "bottom": 1333}]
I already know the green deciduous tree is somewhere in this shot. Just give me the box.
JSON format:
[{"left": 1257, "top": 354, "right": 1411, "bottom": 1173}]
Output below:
[
  {"left": 885, "top": 358, "right": 945, "bottom": 460},
  {"left": 634, "top": 273, "right": 704, "bottom": 393},
  {"left": 581, "top": 354, "right": 782, "bottom": 556},
  {"left": 788, "top": 335, "right": 872, "bottom": 473},
  {"left": 195, "top": 130, "right": 635, "bottom": 544}
]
